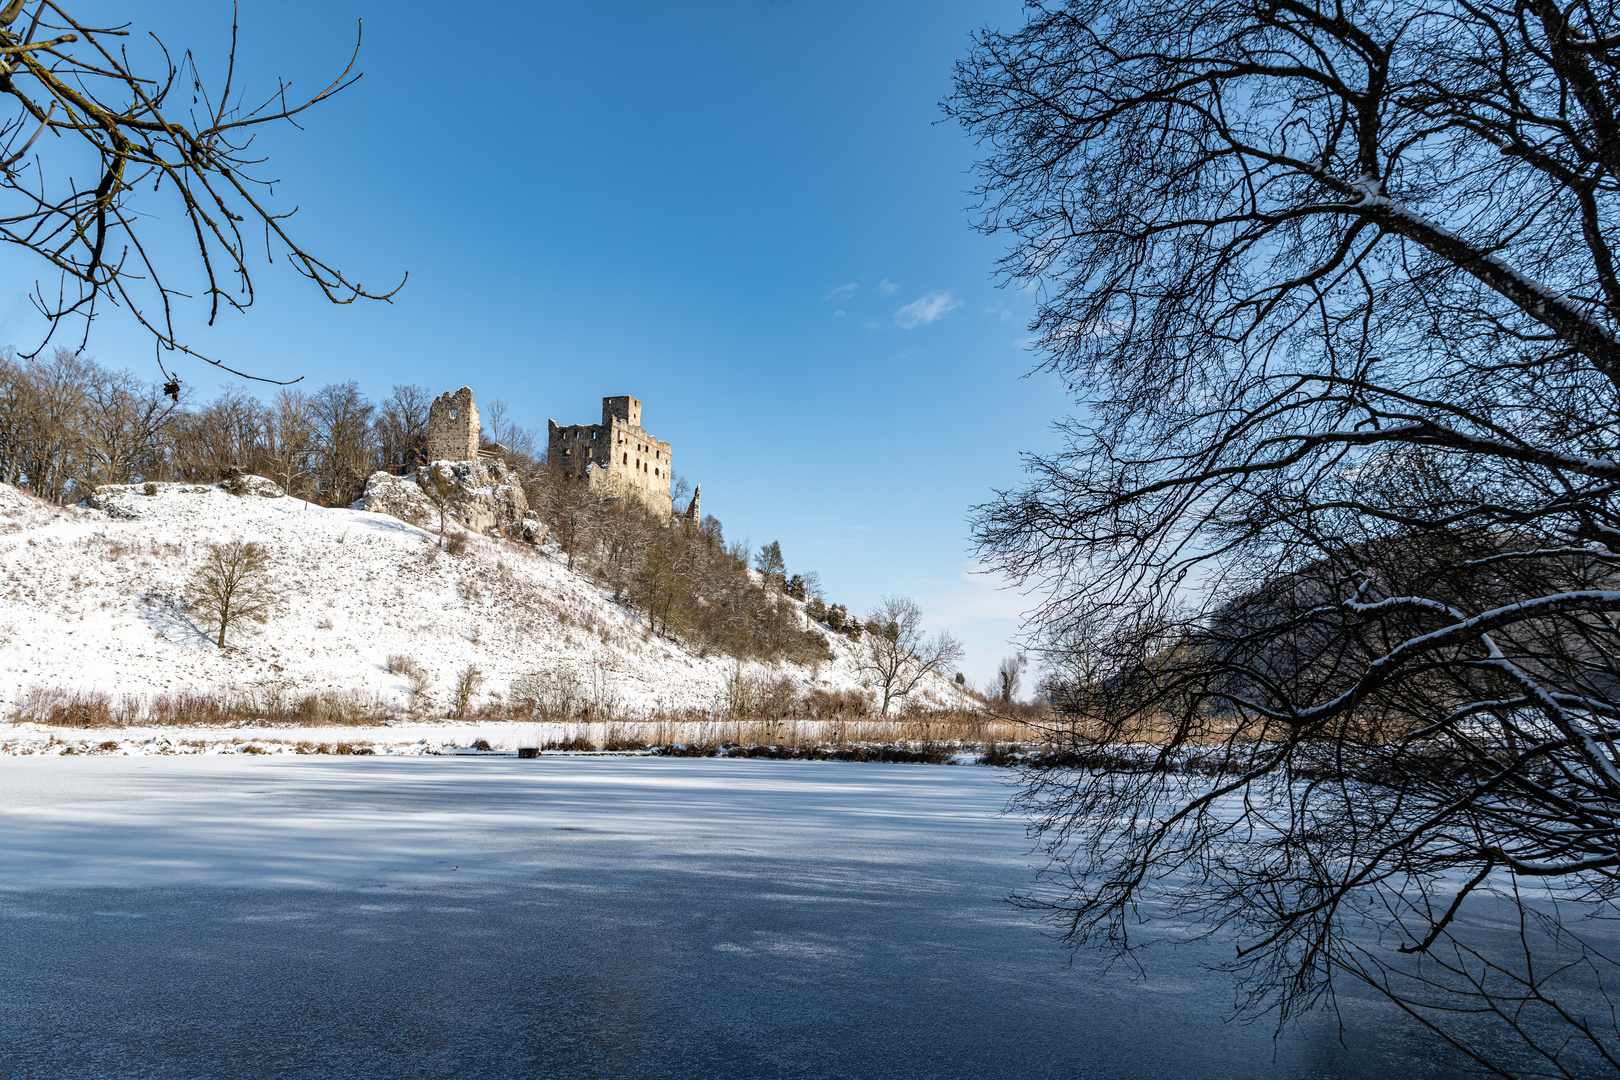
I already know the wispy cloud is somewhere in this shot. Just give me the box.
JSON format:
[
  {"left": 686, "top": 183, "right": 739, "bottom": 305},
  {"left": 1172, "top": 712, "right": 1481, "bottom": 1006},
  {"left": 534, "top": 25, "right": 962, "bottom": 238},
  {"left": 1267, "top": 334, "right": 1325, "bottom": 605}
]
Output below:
[
  {"left": 894, "top": 291, "right": 959, "bottom": 329},
  {"left": 878, "top": 278, "right": 900, "bottom": 296},
  {"left": 823, "top": 282, "right": 857, "bottom": 302}
]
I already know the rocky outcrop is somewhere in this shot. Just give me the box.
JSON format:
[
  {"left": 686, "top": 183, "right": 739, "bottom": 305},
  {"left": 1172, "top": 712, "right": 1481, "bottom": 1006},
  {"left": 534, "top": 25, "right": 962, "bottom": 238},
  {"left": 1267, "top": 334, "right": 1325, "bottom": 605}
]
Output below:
[
  {"left": 218, "top": 468, "right": 285, "bottom": 499},
  {"left": 420, "top": 459, "right": 529, "bottom": 537},
  {"left": 358, "top": 472, "right": 436, "bottom": 528},
  {"left": 359, "top": 459, "right": 544, "bottom": 541}
]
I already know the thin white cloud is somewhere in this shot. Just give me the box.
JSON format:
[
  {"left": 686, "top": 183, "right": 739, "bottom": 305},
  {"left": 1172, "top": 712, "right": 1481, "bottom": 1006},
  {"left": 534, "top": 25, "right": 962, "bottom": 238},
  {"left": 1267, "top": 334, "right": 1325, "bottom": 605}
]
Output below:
[
  {"left": 823, "top": 282, "right": 857, "bottom": 302},
  {"left": 894, "top": 291, "right": 959, "bottom": 329},
  {"left": 878, "top": 278, "right": 900, "bottom": 296}
]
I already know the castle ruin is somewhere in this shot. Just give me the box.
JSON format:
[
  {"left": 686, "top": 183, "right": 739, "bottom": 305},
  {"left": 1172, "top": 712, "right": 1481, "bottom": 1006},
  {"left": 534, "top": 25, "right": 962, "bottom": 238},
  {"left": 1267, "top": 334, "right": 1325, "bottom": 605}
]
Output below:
[
  {"left": 427, "top": 387, "right": 480, "bottom": 462},
  {"left": 548, "top": 395, "right": 677, "bottom": 515}
]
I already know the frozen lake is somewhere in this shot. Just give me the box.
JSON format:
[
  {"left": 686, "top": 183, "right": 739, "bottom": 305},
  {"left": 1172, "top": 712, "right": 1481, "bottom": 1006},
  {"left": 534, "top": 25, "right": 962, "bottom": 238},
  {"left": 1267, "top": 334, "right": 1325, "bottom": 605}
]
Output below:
[{"left": 0, "top": 756, "right": 1469, "bottom": 1079}]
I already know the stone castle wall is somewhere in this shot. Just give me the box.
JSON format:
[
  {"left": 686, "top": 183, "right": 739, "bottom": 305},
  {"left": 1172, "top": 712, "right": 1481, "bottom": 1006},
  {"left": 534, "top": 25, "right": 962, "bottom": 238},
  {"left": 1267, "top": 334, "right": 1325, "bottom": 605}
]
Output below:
[
  {"left": 548, "top": 394, "right": 673, "bottom": 515},
  {"left": 427, "top": 387, "right": 480, "bottom": 462}
]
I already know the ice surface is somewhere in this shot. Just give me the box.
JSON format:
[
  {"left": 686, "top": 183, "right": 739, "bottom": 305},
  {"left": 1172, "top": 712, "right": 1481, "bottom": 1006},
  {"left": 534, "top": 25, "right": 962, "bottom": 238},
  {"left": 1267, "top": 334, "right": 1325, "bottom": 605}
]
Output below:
[{"left": 0, "top": 756, "right": 1472, "bottom": 1079}]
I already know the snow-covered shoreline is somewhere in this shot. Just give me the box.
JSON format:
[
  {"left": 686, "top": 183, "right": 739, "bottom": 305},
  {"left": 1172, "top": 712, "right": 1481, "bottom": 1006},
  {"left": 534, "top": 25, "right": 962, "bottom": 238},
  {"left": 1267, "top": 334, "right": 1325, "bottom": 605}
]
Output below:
[{"left": 0, "top": 718, "right": 993, "bottom": 763}]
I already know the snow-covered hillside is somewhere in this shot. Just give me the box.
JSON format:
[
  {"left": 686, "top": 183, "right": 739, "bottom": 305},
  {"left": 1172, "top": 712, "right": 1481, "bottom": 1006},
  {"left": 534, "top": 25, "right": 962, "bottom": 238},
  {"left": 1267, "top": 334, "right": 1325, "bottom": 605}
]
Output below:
[{"left": 0, "top": 480, "right": 968, "bottom": 720}]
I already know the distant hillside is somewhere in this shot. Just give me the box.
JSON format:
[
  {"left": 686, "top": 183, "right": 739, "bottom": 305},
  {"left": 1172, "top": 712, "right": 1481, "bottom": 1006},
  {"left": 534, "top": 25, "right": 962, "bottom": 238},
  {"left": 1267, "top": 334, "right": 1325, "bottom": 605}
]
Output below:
[{"left": 0, "top": 480, "right": 969, "bottom": 721}]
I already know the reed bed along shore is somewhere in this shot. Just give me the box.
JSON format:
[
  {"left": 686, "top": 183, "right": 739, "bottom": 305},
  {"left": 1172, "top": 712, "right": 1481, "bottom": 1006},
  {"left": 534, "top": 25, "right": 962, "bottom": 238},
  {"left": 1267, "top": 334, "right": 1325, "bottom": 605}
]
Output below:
[{"left": 6, "top": 683, "right": 1052, "bottom": 759}]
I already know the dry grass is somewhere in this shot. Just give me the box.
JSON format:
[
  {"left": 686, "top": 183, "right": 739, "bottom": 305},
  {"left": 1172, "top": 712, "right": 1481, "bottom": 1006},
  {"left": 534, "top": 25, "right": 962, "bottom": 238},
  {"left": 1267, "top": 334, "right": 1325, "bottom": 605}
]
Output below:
[
  {"left": 10, "top": 680, "right": 1050, "bottom": 758},
  {"left": 14, "top": 684, "right": 392, "bottom": 728},
  {"left": 494, "top": 709, "right": 1047, "bottom": 755}
]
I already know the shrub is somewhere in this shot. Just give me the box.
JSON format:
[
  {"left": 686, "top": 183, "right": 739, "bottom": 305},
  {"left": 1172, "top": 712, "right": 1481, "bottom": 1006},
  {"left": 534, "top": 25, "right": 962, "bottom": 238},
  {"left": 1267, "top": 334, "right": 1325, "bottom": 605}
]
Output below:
[
  {"left": 445, "top": 532, "right": 468, "bottom": 556},
  {"left": 542, "top": 734, "right": 595, "bottom": 751},
  {"left": 510, "top": 667, "right": 584, "bottom": 720},
  {"left": 453, "top": 664, "right": 483, "bottom": 718},
  {"left": 142, "top": 482, "right": 158, "bottom": 496}
]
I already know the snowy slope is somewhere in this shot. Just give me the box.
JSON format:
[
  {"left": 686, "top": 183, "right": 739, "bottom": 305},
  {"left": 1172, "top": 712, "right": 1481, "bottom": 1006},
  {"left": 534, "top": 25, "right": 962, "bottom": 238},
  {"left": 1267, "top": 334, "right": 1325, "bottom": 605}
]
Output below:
[{"left": 0, "top": 480, "right": 969, "bottom": 720}]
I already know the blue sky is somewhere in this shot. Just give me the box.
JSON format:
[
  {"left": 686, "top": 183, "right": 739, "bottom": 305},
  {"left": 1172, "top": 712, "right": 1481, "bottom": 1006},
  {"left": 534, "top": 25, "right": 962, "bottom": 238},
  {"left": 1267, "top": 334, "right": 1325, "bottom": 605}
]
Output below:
[{"left": 1, "top": 1, "right": 1067, "bottom": 691}]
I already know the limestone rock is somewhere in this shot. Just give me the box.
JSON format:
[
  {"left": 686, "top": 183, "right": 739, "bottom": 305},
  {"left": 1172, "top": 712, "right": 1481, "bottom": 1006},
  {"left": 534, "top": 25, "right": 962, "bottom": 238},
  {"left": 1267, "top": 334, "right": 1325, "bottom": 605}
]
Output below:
[
  {"left": 218, "top": 470, "right": 284, "bottom": 498},
  {"left": 83, "top": 485, "right": 125, "bottom": 511},
  {"left": 358, "top": 471, "right": 435, "bottom": 528},
  {"left": 421, "top": 459, "right": 529, "bottom": 537},
  {"left": 82, "top": 484, "right": 149, "bottom": 518},
  {"left": 359, "top": 460, "right": 531, "bottom": 539}
]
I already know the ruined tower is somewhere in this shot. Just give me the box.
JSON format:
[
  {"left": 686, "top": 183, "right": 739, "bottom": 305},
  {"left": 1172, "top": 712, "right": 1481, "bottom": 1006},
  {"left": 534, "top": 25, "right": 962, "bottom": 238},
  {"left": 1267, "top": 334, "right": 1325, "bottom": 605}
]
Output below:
[
  {"left": 548, "top": 394, "right": 675, "bottom": 515},
  {"left": 427, "top": 387, "right": 480, "bottom": 462}
]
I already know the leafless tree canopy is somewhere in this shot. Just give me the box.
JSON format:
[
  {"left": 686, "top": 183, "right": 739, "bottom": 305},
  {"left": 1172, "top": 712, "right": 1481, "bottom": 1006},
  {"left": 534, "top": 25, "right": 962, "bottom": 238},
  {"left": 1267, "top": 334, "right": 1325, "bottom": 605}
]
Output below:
[
  {"left": 0, "top": 1, "right": 401, "bottom": 379},
  {"left": 859, "top": 596, "right": 965, "bottom": 718},
  {"left": 0, "top": 350, "right": 451, "bottom": 508},
  {"left": 187, "top": 538, "right": 276, "bottom": 648},
  {"left": 997, "top": 652, "right": 1026, "bottom": 703},
  {"left": 950, "top": 0, "right": 1620, "bottom": 1074}
]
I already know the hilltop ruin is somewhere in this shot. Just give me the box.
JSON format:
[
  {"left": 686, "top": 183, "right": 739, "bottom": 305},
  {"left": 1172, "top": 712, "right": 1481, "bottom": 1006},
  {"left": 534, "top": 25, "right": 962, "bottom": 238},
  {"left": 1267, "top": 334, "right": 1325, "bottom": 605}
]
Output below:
[
  {"left": 427, "top": 387, "right": 480, "bottom": 462},
  {"left": 549, "top": 395, "right": 683, "bottom": 516}
]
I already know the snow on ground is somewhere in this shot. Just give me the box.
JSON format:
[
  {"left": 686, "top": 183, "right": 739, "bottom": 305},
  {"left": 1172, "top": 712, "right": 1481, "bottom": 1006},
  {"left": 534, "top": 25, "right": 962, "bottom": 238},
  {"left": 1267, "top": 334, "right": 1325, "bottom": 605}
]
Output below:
[
  {"left": 0, "top": 755, "right": 1463, "bottom": 1079},
  {"left": 0, "top": 480, "right": 970, "bottom": 721},
  {"left": 0, "top": 719, "right": 986, "bottom": 758}
]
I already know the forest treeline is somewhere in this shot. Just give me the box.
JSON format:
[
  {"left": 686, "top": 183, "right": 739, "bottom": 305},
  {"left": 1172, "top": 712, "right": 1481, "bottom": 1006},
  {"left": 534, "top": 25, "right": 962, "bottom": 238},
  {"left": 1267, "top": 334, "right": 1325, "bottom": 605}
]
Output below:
[
  {"left": 0, "top": 348, "right": 858, "bottom": 668},
  {"left": 0, "top": 348, "right": 459, "bottom": 506}
]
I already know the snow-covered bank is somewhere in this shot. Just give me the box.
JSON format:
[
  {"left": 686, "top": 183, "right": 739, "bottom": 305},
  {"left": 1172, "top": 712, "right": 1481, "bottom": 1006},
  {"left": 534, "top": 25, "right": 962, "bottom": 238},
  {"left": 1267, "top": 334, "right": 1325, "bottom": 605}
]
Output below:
[
  {"left": 0, "top": 480, "right": 971, "bottom": 719},
  {"left": 0, "top": 718, "right": 990, "bottom": 763}
]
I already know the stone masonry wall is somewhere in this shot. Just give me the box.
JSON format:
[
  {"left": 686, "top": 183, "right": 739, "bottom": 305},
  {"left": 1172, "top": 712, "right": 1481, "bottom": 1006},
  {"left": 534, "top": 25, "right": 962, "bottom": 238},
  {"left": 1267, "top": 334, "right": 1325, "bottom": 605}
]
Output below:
[
  {"left": 547, "top": 394, "right": 673, "bottom": 516},
  {"left": 427, "top": 387, "right": 480, "bottom": 462}
]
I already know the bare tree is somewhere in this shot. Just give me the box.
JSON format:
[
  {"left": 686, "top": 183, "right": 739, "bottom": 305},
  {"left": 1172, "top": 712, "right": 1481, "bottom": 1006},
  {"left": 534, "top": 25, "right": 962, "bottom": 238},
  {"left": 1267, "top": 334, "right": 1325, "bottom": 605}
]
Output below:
[
  {"left": 452, "top": 664, "right": 482, "bottom": 719},
  {"left": 996, "top": 653, "right": 1025, "bottom": 704},
  {"left": 951, "top": 0, "right": 1620, "bottom": 1073},
  {"left": 0, "top": 346, "right": 89, "bottom": 500},
  {"left": 541, "top": 465, "right": 594, "bottom": 571},
  {"left": 80, "top": 368, "right": 179, "bottom": 486},
  {"left": 264, "top": 389, "right": 315, "bottom": 501},
  {"left": 311, "top": 382, "right": 373, "bottom": 506},
  {"left": 753, "top": 540, "right": 786, "bottom": 591},
  {"left": 187, "top": 540, "right": 277, "bottom": 648},
  {"left": 375, "top": 385, "right": 432, "bottom": 475},
  {"left": 419, "top": 468, "right": 457, "bottom": 551},
  {"left": 0, "top": 1, "right": 401, "bottom": 379},
  {"left": 858, "top": 596, "right": 964, "bottom": 718}
]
